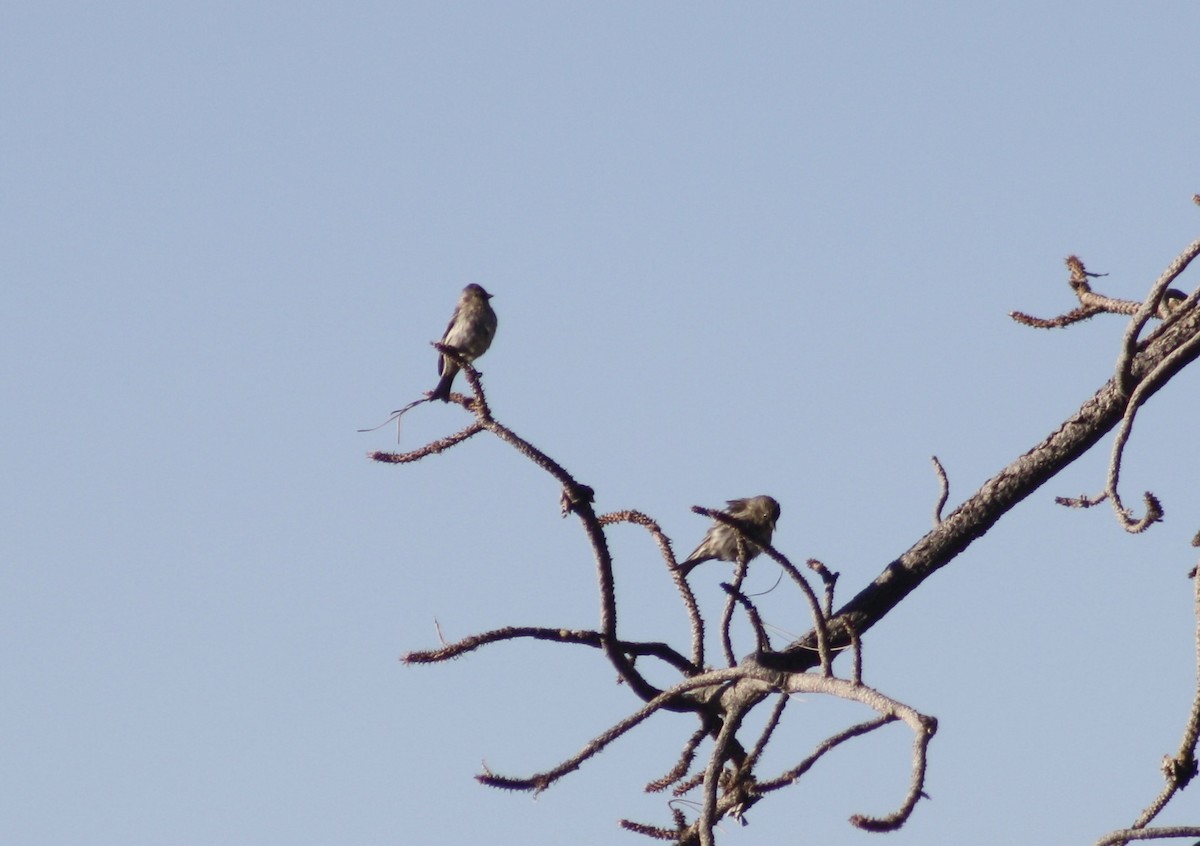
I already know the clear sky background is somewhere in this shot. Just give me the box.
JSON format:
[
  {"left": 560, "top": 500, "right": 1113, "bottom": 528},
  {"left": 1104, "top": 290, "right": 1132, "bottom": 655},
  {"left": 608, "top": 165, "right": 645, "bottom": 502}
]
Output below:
[{"left": 4, "top": 3, "right": 1200, "bottom": 844}]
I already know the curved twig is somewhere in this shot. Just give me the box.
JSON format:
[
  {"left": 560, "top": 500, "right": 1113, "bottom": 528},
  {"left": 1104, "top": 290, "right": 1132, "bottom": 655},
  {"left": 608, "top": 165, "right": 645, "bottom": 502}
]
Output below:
[
  {"left": 720, "top": 582, "right": 771, "bottom": 653},
  {"left": 698, "top": 670, "right": 936, "bottom": 835},
  {"left": 931, "top": 455, "right": 950, "bottom": 525},
  {"left": 403, "top": 624, "right": 697, "bottom": 676},
  {"left": 850, "top": 711, "right": 936, "bottom": 831},
  {"left": 600, "top": 509, "right": 706, "bottom": 670},
  {"left": 709, "top": 665, "right": 935, "bottom": 833},
  {"left": 1115, "top": 237, "right": 1200, "bottom": 395},
  {"left": 718, "top": 540, "right": 752, "bottom": 668},
  {"left": 1104, "top": 310, "right": 1200, "bottom": 531},
  {"left": 807, "top": 558, "right": 839, "bottom": 618},
  {"left": 758, "top": 544, "right": 833, "bottom": 675}
]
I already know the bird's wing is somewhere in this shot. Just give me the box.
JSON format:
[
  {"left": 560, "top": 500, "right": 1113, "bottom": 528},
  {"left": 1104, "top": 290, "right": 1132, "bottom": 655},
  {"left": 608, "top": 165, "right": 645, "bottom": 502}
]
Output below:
[{"left": 436, "top": 309, "right": 461, "bottom": 375}]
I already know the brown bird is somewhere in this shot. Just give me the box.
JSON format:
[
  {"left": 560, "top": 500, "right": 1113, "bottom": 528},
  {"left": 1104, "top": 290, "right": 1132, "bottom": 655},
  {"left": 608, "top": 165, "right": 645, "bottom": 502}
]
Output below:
[
  {"left": 430, "top": 284, "right": 498, "bottom": 401},
  {"left": 1159, "top": 288, "right": 1188, "bottom": 318},
  {"left": 677, "top": 495, "right": 781, "bottom": 576}
]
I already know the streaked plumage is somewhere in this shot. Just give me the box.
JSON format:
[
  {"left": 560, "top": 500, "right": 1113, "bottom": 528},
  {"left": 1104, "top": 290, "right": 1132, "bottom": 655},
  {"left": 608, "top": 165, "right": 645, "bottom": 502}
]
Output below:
[{"left": 677, "top": 495, "right": 781, "bottom": 576}]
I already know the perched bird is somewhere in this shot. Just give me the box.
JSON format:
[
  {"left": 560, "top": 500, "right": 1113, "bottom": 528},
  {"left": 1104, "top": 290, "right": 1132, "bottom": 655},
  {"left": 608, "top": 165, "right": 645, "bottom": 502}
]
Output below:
[
  {"left": 677, "top": 495, "right": 781, "bottom": 576},
  {"left": 1159, "top": 288, "right": 1188, "bottom": 318},
  {"left": 430, "top": 284, "right": 498, "bottom": 401}
]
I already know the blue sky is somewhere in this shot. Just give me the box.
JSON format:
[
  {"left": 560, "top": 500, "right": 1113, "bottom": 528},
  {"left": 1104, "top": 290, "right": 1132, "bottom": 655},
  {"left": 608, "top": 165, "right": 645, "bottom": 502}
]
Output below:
[{"left": 4, "top": 3, "right": 1200, "bottom": 844}]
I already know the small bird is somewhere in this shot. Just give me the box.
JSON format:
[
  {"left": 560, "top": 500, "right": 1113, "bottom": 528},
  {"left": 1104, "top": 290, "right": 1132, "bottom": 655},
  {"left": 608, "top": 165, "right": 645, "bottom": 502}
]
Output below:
[
  {"left": 1159, "top": 288, "right": 1188, "bottom": 318},
  {"left": 677, "top": 495, "right": 781, "bottom": 576},
  {"left": 430, "top": 284, "right": 498, "bottom": 402}
]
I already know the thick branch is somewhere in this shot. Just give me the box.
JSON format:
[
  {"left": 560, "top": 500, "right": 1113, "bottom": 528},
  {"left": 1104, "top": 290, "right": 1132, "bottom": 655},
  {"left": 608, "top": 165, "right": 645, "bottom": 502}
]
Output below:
[
  {"left": 1095, "top": 828, "right": 1200, "bottom": 845},
  {"left": 760, "top": 299, "right": 1200, "bottom": 674}
]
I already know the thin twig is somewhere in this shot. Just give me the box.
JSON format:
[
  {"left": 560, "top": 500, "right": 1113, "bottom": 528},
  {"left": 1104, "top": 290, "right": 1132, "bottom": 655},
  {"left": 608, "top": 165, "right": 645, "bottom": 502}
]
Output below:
[
  {"left": 744, "top": 692, "right": 789, "bottom": 773},
  {"left": 1010, "top": 305, "right": 1103, "bottom": 328},
  {"left": 600, "top": 509, "right": 706, "bottom": 670},
  {"left": 618, "top": 818, "right": 681, "bottom": 840},
  {"left": 1056, "top": 491, "right": 1109, "bottom": 509},
  {"left": 1010, "top": 250, "right": 1196, "bottom": 336},
  {"left": 758, "top": 715, "right": 896, "bottom": 792},
  {"left": 403, "top": 624, "right": 697, "bottom": 676},
  {"left": 1115, "top": 237, "right": 1200, "bottom": 396},
  {"left": 720, "top": 582, "right": 772, "bottom": 653},
  {"left": 719, "top": 539, "right": 752, "bottom": 668},
  {"left": 931, "top": 455, "right": 949, "bottom": 525},
  {"left": 756, "top": 544, "right": 833, "bottom": 675},
  {"left": 849, "top": 621, "right": 863, "bottom": 685},
  {"left": 807, "top": 558, "right": 839, "bottom": 618},
  {"left": 368, "top": 421, "right": 483, "bottom": 463},
  {"left": 646, "top": 724, "right": 710, "bottom": 793},
  {"left": 476, "top": 668, "right": 752, "bottom": 794},
  {"left": 1104, "top": 312, "right": 1200, "bottom": 531},
  {"left": 1101, "top": 564, "right": 1200, "bottom": 846}
]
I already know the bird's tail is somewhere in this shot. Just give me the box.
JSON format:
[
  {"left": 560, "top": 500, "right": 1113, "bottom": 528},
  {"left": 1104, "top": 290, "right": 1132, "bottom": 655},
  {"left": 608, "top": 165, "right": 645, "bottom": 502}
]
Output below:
[
  {"left": 675, "top": 556, "right": 708, "bottom": 577},
  {"left": 430, "top": 369, "right": 457, "bottom": 402}
]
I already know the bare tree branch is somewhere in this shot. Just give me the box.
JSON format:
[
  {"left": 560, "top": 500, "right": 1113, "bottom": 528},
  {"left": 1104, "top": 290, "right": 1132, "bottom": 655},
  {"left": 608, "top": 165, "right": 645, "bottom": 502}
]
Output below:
[
  {"left": 599, "top": 510, "right": 706, "bottom": 669},
  {"left": 403, "top": 625, "right": 697, "bottom": 677},
  {"left": 475, "top": 668, "right": 752, "bottom": 794},
  {"left": 368, "top": 421, "right": 483, "bottom": 463},
  {"left": 646, "top": 724, "right": 710, "bottom": 794},
  {"left": 720, "top": 582, "right": 772, "bottom": 654},
  {"left": 807, "top": 558, "right": 839, "bottom": 618},
  {"left": 761, "top": 244, "right": 1200, "bottom": 676},
  {"left": 1095, "top": 827, "right": 1200, "bottom": 845},
  {"left": 376, "top": 218, "right": 1200, "bottom": 843},
  {"left": 718, "top": 541, "right": 752, "bottom": 668},
  {"left": 1115, "top": 238, "right": 1200, "bottom": 394},
  {"left": 1099, "top": 560, "right": 1200, "bottom": 846},
  {"left": 757, "top": 715, "right": 896, "bottom": 793}
]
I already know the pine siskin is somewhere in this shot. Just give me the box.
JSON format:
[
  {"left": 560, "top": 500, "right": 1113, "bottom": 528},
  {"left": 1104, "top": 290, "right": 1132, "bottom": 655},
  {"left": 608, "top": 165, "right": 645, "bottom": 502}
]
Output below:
[{"left": 677, "top": 495, "right": 781, "bottom": 576}]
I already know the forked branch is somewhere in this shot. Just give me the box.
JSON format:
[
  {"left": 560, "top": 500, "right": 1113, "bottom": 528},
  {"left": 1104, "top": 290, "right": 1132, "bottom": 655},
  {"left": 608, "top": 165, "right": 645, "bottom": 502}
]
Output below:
[{"left": 375, "top": 215, "right": 1200, "bottom": 844}]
